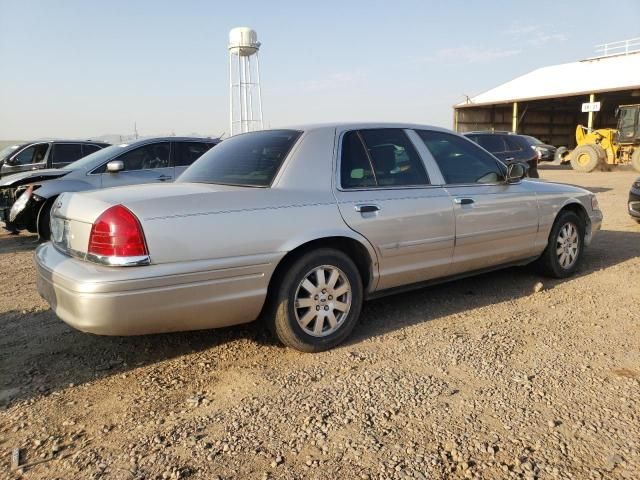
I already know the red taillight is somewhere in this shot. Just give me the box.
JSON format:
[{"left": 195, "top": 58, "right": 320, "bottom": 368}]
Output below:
[{"left": 88, "top": 205, "right": 148, "bottom": 258}]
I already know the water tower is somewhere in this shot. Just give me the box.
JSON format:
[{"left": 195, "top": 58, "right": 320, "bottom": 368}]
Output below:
[{"left": 228, "top": 27, "right": 263, "bottom": 136}]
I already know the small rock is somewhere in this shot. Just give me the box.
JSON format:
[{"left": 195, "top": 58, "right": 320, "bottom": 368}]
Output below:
[{"left": 533, "top": 282, "right": 544, "bottom": 293}]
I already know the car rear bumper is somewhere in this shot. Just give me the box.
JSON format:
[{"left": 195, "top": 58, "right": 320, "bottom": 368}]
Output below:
[{"left": 35, "top": 242, "right": 282, "bottom": 336}]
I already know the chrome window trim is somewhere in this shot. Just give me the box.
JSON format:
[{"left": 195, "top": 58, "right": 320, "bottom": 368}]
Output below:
[{"left": 335, "top": 128, "right": 434, "bottom": 192}]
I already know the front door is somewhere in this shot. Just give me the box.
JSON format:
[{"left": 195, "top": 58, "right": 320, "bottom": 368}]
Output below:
[
  {"left": 415, "top": 130, "right": 539, "bottom": 275},
  {"left": 334, "top": 128, "right": 455, "bottom": 291},
  {"left": 100, "top": 141, "right": 174, "bottom": 188}
]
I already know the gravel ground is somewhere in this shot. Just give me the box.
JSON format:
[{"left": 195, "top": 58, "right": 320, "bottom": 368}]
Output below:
[{"left": 0, "top": 168, "right": 639, "bottom": 480}]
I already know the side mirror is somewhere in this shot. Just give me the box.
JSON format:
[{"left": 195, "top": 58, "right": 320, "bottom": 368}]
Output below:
[
  {"left": 106, "top": 160, "right": 124, "bottom": 173},
  {"left": 506, "top": 163, "right": 526, "bottom": 183}
]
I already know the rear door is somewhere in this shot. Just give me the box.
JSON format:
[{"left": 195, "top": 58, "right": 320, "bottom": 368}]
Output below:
[
  {"left": 172, "top": 141, "right": 216, "bottom": 178},
  {"left": 416, "top": 130, "right": 539, "bottom": 274},
  {"left": 334, "top": 128, "right": 455, "bottom": 291},
  {"left": 49, "top": 143, "right": 84, "bottom": 168},
  {"left": 99, "top": 141, "right": 173, "bottom": 188}
]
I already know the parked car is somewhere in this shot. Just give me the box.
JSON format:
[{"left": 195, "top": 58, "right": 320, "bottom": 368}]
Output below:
[
  {"left": 630, "top": 177, "right": 640, "bottom": 222},
  {"left": 1, "top": 137, "right": 219, "bottom": 238},
  {"left": 0, "top": 140, "right": 110, "bottom": 178},
  {"left": 35, "top": 124, "right": 602, "bottom": 352},
  {"left": 520, "top": 135, "right": 557, "bottom": 162},
  {"left": 463, "top": 131, "right": 540, "bottom": 177}
]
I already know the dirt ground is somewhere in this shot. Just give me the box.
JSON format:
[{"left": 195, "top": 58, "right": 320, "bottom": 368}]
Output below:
[{"left": 0, "top": 167, "right": 639, "bottom": 480}]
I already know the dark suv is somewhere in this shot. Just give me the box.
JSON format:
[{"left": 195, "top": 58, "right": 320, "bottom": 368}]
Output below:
[
  {"left": 463, "top": 132, "right": 539, "bottom": 178},
  {"left": 0, "top": 140, "right": 110, "bottom": 178}
]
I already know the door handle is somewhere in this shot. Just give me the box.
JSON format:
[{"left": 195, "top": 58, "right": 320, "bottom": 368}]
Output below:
[
  {"left": 157, "top": 175, "right": 172, "bottom": 181},
  {"left": 504, "top": 157, "right": 515, "bottom": 162},
  {"left": 355, "top": 204, "right": 380, "bottom": 213},
  {"left": 454, "top": 198, "right": 474, "bottom": 205}
]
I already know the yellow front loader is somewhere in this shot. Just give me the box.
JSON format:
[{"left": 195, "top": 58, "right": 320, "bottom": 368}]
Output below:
[{"left": 562, "top": 104, "right": 640, "bottom": 172}]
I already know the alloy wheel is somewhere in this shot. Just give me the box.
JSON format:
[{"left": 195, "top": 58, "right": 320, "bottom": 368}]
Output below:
[
  {"left": 556, "top": 222, "right": 579, "bottom": 269},
  {"left": 294, "top": 265, "right": 352, "bottom": 337}
]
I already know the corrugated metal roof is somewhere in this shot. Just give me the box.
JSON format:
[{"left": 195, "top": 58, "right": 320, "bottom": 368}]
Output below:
[{"left": 456, "top": 52, "right": 640, "bottom": 108}]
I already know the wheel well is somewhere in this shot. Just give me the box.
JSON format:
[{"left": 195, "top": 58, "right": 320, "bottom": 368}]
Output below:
[
  {"left": 558, "top": 202, "right": 590, "bottom": 230},
  {"left": 267, "top": 237, "right": 374, "bottom": 299},
  {"left": 36, "top": 195, "right": 57, "bottom": 237}
]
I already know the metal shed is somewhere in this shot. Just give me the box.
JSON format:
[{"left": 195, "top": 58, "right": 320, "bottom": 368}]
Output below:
[{"left": 454, "top": 39, "right": 640, "bottom": 148}]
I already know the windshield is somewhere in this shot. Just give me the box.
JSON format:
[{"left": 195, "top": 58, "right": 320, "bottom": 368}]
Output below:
[
  {"left": 0, "top": 145, "right": 21, "bottom": 161},
  {"left": 178, "top": 130, "right": 302, "bottom": 186},
  {"left": 522, "top": 135, "right": 543, "bottom": 146},
  {"left": 64, "top": 144, "right": 124, "bottom": 170}
]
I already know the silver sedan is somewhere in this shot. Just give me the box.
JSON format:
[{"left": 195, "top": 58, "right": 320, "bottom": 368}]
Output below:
[{"left": 35, "top": 123, "right": 603, "bottom": 352}]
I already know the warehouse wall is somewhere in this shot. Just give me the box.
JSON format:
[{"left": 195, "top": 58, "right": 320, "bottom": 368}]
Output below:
[{"left": 455, "top": 89, "right": 638, "bottom": 148}]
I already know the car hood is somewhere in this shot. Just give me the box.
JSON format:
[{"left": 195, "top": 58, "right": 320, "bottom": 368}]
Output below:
[
  {"left": 537, "top": 144, "right": 556, "bottom": 150},
  {"left": 0, "top": 169, "right": 70, "bottom": 187}
]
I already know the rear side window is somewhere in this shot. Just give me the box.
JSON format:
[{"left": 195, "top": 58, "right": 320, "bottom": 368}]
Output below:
[
  {"left": 173, "top": 141, "right": 216, "bottom": 167},
  {"left": 13, "top": 144, "right": 49, "bottom": 165},
  {"left": 476, "top": 135, "right": 506, "bottom": 153},
  {"left": 340, "top": 131, "right": 376, "bottom": 188},
  {"left": 340, "top": 129, "right": 429, "bottom": 188},
  {"left": 178, "top": 130, "right": 300, "bottom": 187},
  {"left": 82, "top": 144, "right": 102, "bottom": 156},
  {"left": 417, "top": 130, "right": 504, "bottom": 184},
  {"left": 51, "top": 143, "right": 83, "bottom": 165}
]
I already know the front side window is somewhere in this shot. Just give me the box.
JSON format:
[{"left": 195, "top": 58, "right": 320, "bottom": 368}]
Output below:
[
  {"left": 113, "top": 142, "right": 170, "bottom": 172},
  {"left": 178, "top": 130, "right": 301, "bottom": 187},
  {"left": 173, "top": 141, "right": 216, "bottom": 167},
  {"left": 51, "top": 143, "right": 83, "bottom": 165},
  {"left": 340, "top": 129, "right": 429, "bottom": 188},
  {"left": 13, "top": 144, "right": 49, "bottom": 165},
  {"left": 417, "top": 130, "right": 504, "bottom": 184}
]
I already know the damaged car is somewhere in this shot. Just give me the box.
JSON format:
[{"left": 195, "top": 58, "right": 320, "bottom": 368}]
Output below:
[
  {"left": 1, "top": 137, "right": 219, "bottom": 238},
  {"left": 0, "top": 140, "right": 110, "bottom": 178}
]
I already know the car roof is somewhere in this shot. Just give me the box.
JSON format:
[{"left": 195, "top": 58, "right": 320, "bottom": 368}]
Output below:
[
  {"left": 462, "top": 131, "right": 515, "bottom": 136},
  {"left": 261, "top": 122, "right": 456, "bottom": 134},
  {"left": 113, "top": 136, "right": 220, "bottom": 147},
  {"left": 17, "top": 139, "right": 111, "bottom": 145}
]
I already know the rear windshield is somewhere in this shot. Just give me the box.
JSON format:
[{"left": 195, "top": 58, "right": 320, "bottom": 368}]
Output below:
[{"left": 178, "top": 130, "right": 301, "bottom": 187}]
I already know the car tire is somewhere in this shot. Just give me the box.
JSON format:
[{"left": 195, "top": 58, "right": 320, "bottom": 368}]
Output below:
[
  {"left": 533, "top": 210, "right": 585, "bottom": 278},
  {"left": 631, "top": 148, "right": 640, "bottom": 173},
  {"left": 570, "top": 145, "right": 600, "bottom": 172},
  {"left": 553, "top": 146, "right": 569, "bottom": 164},
  {"left": 269, "top": 248, "right": 363, "bottom": 352},
  {"left": 37, "top": 198, "right": 55, "bottom": 241}
]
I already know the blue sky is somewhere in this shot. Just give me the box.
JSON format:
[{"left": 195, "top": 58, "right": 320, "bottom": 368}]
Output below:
[{"left": 1, "top": 0, "right": 639, "bottom": 140}]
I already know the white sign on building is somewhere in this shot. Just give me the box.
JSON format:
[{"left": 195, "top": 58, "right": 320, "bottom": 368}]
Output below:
[{"left": 581, "top": 102, "right": 601, "bottom": 112}]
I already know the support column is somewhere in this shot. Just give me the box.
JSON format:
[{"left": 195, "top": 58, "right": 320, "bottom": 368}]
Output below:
[
  {"left": 512, "top": 102, "right": 518, "bottom": 133},
  {"left": 587, "top": 93, "right": 595, "bottom": 130},
  {"left": 453, "top": 109, "right": 459, "bottom": 132}
]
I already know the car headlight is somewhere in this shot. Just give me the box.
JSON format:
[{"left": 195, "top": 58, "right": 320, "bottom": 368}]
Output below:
[
  {"left": 591, "top": 195, "right": 600, "bottom": 211},
  {"left": 9, "top": 186, "right": 33, "bottom": 222}
]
